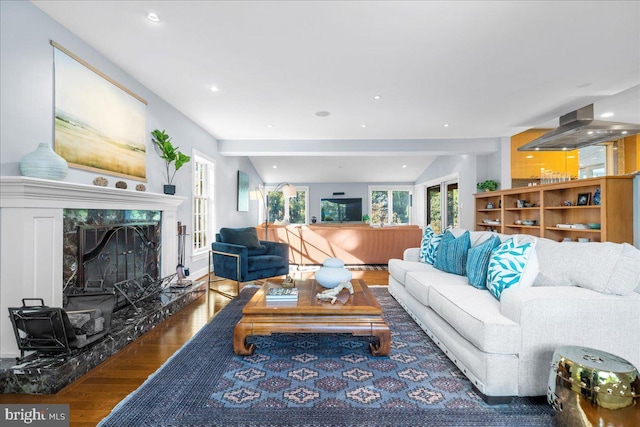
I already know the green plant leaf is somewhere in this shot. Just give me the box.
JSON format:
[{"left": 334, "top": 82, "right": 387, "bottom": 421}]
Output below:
[{"left": 150, "top": 129, "right": 190, "bottom": 185}]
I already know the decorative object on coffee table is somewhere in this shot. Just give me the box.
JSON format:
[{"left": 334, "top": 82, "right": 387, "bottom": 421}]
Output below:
[
  {"left": 548, "top": 345, "right": 639, "bottom": 426},
  {"left": 19, "top": 143, "right": 69, "bottom": 180},
  {"left": 316, "top": 280, "right": 354, "bottom": 304},
  {"left": 281, "top": 275, "right": 295, "bottom": 288},
  {"left": 315, "top": 257, "right": 352, "bottom": 288}
]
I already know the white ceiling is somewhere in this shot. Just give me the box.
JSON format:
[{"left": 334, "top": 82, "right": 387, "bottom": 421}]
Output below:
[{"left": 32, "top": 1, "right": 640, "bottom": 183}]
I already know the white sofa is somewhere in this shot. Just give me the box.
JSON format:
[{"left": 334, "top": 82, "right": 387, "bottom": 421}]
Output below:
[{"left": 388, "top": 230, "right": 640, "bottom": 403}]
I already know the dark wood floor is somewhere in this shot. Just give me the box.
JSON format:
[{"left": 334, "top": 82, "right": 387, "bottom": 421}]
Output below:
[{"left": 0, "top": 269, "right": 388, "bottom": 427}]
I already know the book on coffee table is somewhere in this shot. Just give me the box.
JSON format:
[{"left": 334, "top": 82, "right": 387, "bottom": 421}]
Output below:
[{"left": 265, "top": 287, "right": 299, "bottom": 301}]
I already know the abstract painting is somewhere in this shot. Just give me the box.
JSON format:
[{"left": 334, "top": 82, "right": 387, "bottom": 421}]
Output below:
[
  {"left": 53, "top": 42, "right": 147, "bottom": 181},
  {"left": 237, "top": 171, "right": 249, "bottom": 211}
]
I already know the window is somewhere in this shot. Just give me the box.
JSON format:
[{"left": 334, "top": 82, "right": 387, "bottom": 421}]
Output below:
[
  {"left": 369, "top": 187, "right": 412, "bottom": 226},
  {"left": 192, "top": 152, "right": 215, "bottom": 255},
  {"left": 266, "top": 186, "right": 308, "bottom": 224}
]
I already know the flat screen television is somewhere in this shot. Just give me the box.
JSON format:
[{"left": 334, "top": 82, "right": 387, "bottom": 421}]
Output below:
[{"left": 320, "top": 198, "right": 362, "bottom": 222}]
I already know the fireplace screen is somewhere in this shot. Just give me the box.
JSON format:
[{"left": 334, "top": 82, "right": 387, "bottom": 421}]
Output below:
[{"left": 75, "top": 222, "right": 160, "bottom": 310}]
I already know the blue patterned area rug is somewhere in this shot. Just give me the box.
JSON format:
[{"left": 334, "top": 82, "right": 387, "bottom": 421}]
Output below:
[{"left": 99, "top": 288, "right": 553, "bottom": 426}]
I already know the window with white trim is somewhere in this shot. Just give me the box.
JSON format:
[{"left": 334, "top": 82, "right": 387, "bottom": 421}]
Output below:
[
  {"left": 192, "top": 152, "right": 215, "bottom": 255},
  {"left": 265, "top": 186, "right": 309, "bottom": 224},
  {"left": 369, "top": 186, "right": 412, "bottom": 225}
]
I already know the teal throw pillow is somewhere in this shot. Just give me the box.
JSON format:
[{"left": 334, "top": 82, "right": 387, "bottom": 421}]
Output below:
[
  {"left": 419, "top": 225, "right": 435, "bottom": 263},
  {"left": 219, "top": 227, "right": 261, "bottom": 249},
  {"left": 486, "top": 237, "right": 537, "bottom": 300},
  {"left": 423, "top": 232, "right": 443, "bottom": 265},
  {"left": 434, "top": 230, "right": 471, "bottom": 276},
  {"left": 466, "top": 235, "right": 501, "bottom": 288}
]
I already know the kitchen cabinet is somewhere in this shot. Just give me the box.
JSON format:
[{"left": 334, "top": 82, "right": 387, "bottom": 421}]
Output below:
[
  {"left": 474, "top": 176, "right": 634, "bottom": 243},
  {"left": 511, "top": 129, "right": 579, "bottom": 179}
]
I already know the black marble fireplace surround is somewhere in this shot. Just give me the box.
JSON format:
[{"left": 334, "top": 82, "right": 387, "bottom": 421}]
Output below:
[
  {"left": 0, "top": 208, "right": 204, "bottom": 394},
  {"left": 0, "top": 282, "right": 205, "bottom": 394}
]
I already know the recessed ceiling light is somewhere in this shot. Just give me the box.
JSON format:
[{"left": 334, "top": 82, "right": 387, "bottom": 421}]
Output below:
[
  {"left": 361, "top": 124, "right": 367, "bottom": 128},
  {"left": 210, "top": 86, "right": 219, "bottom": 92},
  {"left": 147, "top": 12, "right": 160, "bottom": 22},
  {"left": 315, "top": 111, "right": 330, "bottom": 117},
  {"left": 267, "top": 124, "right": 273, "bottom": 128},
  {"left": 600, "top": 112, "right": 614, "bottom": 118},
  {"left": 444, "top": 124, "right": 449, "bottom": 127},
  {"left": 272, "top": 165, "right": 277, "bottom": 169},
  {"left": 402, "top": 165, "right": 407, "bottom": 168},
  {"left": 373, "top": 95, "right": 382, "bottom": 100}
]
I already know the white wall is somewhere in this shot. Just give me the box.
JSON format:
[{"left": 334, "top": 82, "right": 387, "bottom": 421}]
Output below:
[{"left": 0, "top": 1, "right": 261, "bottom": 279}]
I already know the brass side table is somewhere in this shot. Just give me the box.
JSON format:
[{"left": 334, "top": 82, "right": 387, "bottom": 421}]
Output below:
[{"left": 548, "top": 345, "right": 639, "bottom": 426}]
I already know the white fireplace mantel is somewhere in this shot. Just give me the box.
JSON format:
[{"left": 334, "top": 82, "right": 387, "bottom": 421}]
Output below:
[{"left": 0, "top": 176, "right": 186, "bottom": 357}]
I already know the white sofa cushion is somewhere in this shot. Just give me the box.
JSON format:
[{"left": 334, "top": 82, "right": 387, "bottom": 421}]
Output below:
[
  {"left": 388, "top": 258, "right": 435, "bottom": 286},
  {"left": 428, "top": 283, "right": 521, "bottom": 354},
  {"left": 534, "top": 239, "right": 640, "bottom": 295},
  {"left": 404, "top": 270, "right": 468, "bottom": 307}
]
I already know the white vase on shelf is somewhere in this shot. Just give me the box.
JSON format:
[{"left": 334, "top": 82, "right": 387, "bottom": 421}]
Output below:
[{"left": 19, "top": 143, "right": 68, "bottom": 180}]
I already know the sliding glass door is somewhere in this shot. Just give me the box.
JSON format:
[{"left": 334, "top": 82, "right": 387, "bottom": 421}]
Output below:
[{"left": 426, "top": 179, "right": 459, "bottom": 232}]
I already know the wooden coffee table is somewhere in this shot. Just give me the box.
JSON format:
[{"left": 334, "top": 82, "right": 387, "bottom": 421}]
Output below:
[{"left": 234, "top": 279, "right": 390, "bottom": 356}]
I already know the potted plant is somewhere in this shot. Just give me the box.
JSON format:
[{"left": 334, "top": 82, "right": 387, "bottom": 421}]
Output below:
[
  {"left": 477, "top": 179, "right": 498, "bottom": 192},
  {"left": 151, "top": 129, "right": 191, "bottom": 194}
]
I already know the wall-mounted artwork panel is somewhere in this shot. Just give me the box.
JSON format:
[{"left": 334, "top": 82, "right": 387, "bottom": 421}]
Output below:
[
  {"left": 52, "top": 41, "right": 148, "bottom": 181},
  {"left": 237, "top": 171, "right": 249, "bottom": 212}
]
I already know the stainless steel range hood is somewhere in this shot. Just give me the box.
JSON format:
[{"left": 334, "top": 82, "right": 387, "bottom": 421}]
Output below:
[{"left": 518, "top": 104, "right": 640, "bottom": 151}]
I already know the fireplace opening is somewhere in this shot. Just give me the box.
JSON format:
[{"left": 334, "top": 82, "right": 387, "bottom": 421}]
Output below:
[{"left": 70, "top": 222, "right": 162, "bottom": 312}]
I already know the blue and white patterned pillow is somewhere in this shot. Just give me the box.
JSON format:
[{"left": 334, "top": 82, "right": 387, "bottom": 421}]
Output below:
[
  {"left": 419, "top": 225, "right": 435, "bottom": 263},
  {"left": 486, "top": 237, "right": 537, "bottom": 300},
  {"left": 467, "top": 235, "right": 501, "bottom": 288},
  {"left": 434, "top": 230, "right": 471, "bottom": 276},
  {"left": 423, "top": 232, "right": 443, "bottom": 265}
]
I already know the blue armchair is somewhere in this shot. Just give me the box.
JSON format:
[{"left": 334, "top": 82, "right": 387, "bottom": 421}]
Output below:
[{"left": 211, "top": 227, "right": 289, "bottom": 284}]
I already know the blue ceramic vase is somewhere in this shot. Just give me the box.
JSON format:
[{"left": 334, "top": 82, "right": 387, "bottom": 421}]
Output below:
[{"left": 20, "top": 143, "right": 68, "bottom": 180}]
